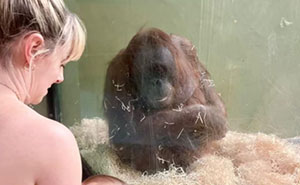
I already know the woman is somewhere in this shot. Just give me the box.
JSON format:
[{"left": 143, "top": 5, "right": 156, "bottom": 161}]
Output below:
[{"left": 0, "top": 1, "right": 123, "bottom": 184}]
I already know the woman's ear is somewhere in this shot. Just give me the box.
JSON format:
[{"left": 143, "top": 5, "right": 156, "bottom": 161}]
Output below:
[{"left": 23, "top": 32, "right": 45, "bottom": 67}]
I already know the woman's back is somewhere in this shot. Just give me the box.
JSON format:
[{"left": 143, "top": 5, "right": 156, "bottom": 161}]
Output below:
[{"left": 0, "top": 90, "right": 82, "bottom": 185}]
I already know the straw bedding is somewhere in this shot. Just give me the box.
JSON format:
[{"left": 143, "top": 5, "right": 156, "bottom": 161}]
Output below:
[{"left": 71, "top": 118, "right": 300, "bottom": 185}]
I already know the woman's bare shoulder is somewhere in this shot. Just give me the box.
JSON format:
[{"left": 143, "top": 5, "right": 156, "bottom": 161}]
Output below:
[
  {"left": 33, "top": 115, "right": 82, "bottom": 185},
  {"left": 0, "top": 101, "right": 82, "bottom": 185},
  {"left": 1, "top": 100, "right": 76, "bottom": 147},
  {"left": 22, "top": 105, "right": 80, "bottom": 162}
]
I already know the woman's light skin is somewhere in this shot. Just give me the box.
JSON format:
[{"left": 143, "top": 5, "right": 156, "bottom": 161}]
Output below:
[
  {"left": 21, "top": 33, "right": 71, "bottom": 105},
  {"left": 0, "top": 32, "right": 83, "bottom": 185},
  {"left": 0, "top": 1, "right": 125, "bottom": 184},
  {"left": 0, "top": 0, "right": 107, "bottom": 184},
  {"left": 0, "top": 33, "right": 71, "bottom": 105},
  {"left": 0, "top": 31, "right": 125, "bottom": 185}
]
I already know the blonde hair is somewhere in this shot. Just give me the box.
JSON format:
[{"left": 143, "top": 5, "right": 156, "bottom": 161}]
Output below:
[{"left": 0, "top": 0, "right": 86, "bottom": 65}]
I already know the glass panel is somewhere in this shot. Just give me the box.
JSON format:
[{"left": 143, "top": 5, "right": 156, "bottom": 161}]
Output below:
[{"left": 61, "top": 0, "right": 300, "bottom": 184}]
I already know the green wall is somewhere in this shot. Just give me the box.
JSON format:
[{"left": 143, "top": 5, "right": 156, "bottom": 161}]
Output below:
[{"left": 56, "top": 0, "right": 300, "bottom": 137}]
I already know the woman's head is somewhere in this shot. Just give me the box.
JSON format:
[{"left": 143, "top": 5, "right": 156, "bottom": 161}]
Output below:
[{"left": 0, "top": 0, "right": 86, "bottom": 104}]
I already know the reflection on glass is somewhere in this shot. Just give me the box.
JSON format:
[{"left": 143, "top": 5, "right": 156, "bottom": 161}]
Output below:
[{"left": 60, "top": 0, "right": 300, "bottom": 184}]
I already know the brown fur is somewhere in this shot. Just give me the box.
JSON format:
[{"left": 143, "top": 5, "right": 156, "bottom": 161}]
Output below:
[{"left": 103, "top": 28, "right": 227, "bottom": 173}]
